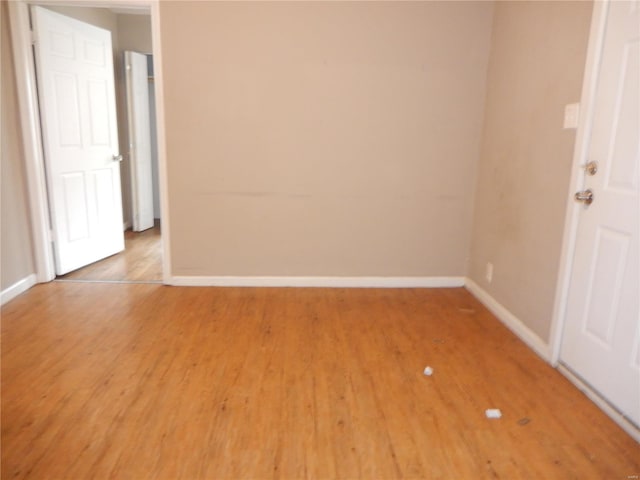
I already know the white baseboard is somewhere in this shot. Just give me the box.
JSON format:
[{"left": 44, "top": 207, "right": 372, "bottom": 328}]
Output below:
[
  {"left": 558, "top": 364, "right": 640, "bottom": 443},
  {"left": 123, "top": 221, "right": 132, "bottom": 231},
  {"left": 1, "top": 274, "right": 37, "bottom": 305},
  {"left": 464, "top": 278, "right": 550, "bottom": 362},
  {"left": 169, "top": 276, "right": 466, "bottom": 288}
]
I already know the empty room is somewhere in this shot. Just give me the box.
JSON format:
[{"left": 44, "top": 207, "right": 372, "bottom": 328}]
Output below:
[{"left": 2, "top": 0, "right": 639, "bottom": 478}]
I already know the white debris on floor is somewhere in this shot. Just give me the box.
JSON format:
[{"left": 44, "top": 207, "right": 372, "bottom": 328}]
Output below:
[
  {"left": 423, "top": 366, "right": 434, "bottom": 376},
  {"left": 485, "top": 408, "right": 502, "bottom": 419}
]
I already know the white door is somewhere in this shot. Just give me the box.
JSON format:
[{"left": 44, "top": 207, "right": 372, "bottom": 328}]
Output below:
[
  {"left": 32, "top": 6, "right": 124, "bottom": 275},
  {"left": 560, "top": 0, "right": 639, "bottom": 427},
  {"left": 125, "top": 51, "right": 154, "bottom": 232}
]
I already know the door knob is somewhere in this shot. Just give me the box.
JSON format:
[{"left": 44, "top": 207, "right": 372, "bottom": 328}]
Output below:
[
  {"left": 575, "top": 189, "right": 594, "bottom": 205},
  {"left": 112, "top": 154, "right": 123, "bottom": 162},
  {"left": 582, "top": 161, "right": 598, "bottom": 176}
]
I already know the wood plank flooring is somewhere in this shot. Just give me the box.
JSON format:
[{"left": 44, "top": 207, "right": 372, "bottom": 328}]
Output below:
[
  {"left": 2, "top": 284, "right": 639, "bottom": 479},
  {"left": 57, "top": 223, "right": 162, "bottom": 282}
]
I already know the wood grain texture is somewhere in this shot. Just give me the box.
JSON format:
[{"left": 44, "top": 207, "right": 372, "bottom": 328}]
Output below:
[
  {"left": 57, "top": 223, "right": 162, "bottom": 282},
  {"left": 2, "top": 284, "right": 639, "bottom": 479}
]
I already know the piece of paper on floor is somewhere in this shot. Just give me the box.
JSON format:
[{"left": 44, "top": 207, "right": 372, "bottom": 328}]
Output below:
[
  {"left": 423, "top": 366, "right": 434, "bottom": 376},
  {"left": 485, "top": 408, "right": 502, "bottom": 419}
]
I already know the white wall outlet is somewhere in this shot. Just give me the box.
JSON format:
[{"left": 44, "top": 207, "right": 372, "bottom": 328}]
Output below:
[
  {"left": 485, "top": 262, "right": 493, "bottom": 283},
  {"left": 563, "top": 103, "right": 580, "bottom": 129}
]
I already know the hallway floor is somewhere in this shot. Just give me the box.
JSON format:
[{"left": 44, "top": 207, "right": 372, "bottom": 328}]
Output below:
[{"left": 57, "top": 222, "right": 162, "bottom": 283}]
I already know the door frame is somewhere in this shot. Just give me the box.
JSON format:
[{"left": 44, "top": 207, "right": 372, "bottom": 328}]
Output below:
[
  {"left": 8, "top": 0, "right": 171, "bottom": 283},
  {"left": 548, "top": 0, "right": 640, "bottom": 441}
]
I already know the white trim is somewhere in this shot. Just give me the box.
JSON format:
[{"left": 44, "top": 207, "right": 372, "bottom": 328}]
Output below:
[
  {"left": 8, "top": 3, "right": 55, "bottom": 282},
  {"left": 1, "top": 274, "right": 37, "bottom": 305},
  {"left": 464, "top": 278, "right": 551, "bottom": 362},
  {"left": 148, "top": 0, "right": 172, "bottom": 285},
  {"left": 558, "top": 364, "right": 640, "bottom": 443},
  {"left": 168, "top": 276, "right": 466, "bottom": 288},
  {"left": 8, "top": 0, "right": 172, "bottom": 285},
  {"left": 549, "top": 1, "right": 609, "bottom": 366}
]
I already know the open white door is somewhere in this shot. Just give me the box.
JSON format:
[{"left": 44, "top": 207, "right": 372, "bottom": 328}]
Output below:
[
  {"left": 32, "top": 6, "right": 124, "bottom": 275},
  {"left": 560, "top": 0, "right": 639, "bottom": 427},
  {"left": 125, "top": 51, "right": 154, "bottom": 232}
]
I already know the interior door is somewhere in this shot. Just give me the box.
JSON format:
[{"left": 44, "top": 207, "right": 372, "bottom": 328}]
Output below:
[
  {"left": 125, "top": 51, "right": 154, "bottom": 232},
  {"left": 32, "top": 6, "right": 124, "bottom": 275},
  {"left": 560, "top": 0, "right": 639, "bottom": 427}
]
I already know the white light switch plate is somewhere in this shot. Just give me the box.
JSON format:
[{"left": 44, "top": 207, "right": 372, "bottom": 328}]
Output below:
[{"left": 564, "top": 103, "right": 580, "bottom": 129}]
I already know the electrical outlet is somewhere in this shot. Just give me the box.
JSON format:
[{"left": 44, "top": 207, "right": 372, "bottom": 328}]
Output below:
[{"left": 486, "top": 262, "right": 493, "bottom": 283}]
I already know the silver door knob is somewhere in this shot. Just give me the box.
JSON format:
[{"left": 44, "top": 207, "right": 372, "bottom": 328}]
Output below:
[
  {"left": 112, "top": 154, "right": 123, "bottom": 162},
  {"left": 575, "top": 189, "right": 594, "bottom": 205}
]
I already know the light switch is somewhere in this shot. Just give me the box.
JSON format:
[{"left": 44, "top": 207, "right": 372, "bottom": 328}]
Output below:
[{"left": 564, "top": 103, "right": 580, "bottom": 129}]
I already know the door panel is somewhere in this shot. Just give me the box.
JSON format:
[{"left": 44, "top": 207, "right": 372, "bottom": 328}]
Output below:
[
  {"left": 88, "top": 80, "right": 110, "bottom": 146},
  {"left": 32, "top": 6, "right": 124, "bottom": 275},
  {"left": 83, "top": 39, "right": 107, "bottom": 65},
  {"left": 606, "top": 39, "right": 638, "bottom": 191},
  {"left": 560, "top": 0, "right": 639, "bottom": 427},
  {"left": 582, "top": 228, "right": 629, "bottom": 346},
  {"left": 52, "top": 73, "right": 82, "bottom": 146}
]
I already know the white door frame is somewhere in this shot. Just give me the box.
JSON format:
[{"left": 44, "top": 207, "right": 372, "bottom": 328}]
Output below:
[{"left": 8, "top": 0, "right": 171, "bottom": 284}]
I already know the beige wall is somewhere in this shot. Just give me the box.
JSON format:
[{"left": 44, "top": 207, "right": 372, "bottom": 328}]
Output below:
[
  {"left": 469, "top": 1, "right": 592, "bottom": 341},
  {"left": 161, "top": 1, "right": 494, "bottom": 276},
  {"left": 1, "top": 1, "right": 36, "bottom": 290},
  {"left": 117, "top": 14, "right": 152, "bottom": 54},
  {"left": 3, "top": 1, "right": 595, "bottom": 343}
]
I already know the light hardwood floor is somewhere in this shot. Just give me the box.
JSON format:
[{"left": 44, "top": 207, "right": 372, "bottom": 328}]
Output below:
[
  {"left": 57, "top": 223, "right": 162, "bottom": 282},
  {"left": 2, "top": 284, "right": 638, "bottom": 479}
]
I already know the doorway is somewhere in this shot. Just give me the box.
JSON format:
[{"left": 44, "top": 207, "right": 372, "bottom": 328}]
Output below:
[
  {"left": 8, "top": 0, "right": 170, "bottom": 284},
  {"left": 51, "top": 8, "right": 162, "bottom": 283}
]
